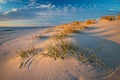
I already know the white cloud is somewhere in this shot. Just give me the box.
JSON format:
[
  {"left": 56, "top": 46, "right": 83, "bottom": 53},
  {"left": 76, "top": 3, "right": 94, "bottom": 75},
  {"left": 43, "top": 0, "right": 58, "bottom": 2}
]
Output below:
[
  {"left": 63, "top": 6, "right": 69, "bottom": 12},
  {"left": 109, "top": 8, "right": 114, "bottom": 11},
  {"left": 37, "top": 4, "right": 55, "bottom": 9},
  {"left": 3, "top": 8, "right": 18, "bottom": 15},
  {"left": 12, "top": 8, "right": 17, "bottom": 12},
  {"left": 0, "top": 0, "right": 6, "bottom": 3},
  {"left": 62, "top": 6, "right": 77, "bottom": 12},
  {"left": 28, "top": 0, "right": 36, "bottom": 7},
  {"left": 71, "top": 7, "right": 77, "bottom": 11}
]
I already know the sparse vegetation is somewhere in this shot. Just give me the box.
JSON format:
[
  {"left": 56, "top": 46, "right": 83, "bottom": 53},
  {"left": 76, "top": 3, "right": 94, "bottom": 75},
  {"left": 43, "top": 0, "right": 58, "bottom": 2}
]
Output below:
[
  {"left": 62, "top": 26, "right": 80, "bottom": 34},
  {"left": 55, "top": 21, "right": 86, "bottom": 32},
  {"left": 71, "top": 21, "right": 82, "bottom": 26},
  {"left": 51, "top": 32, "right": 66, "bottom": 40},
  {"left": 100, "top": 15, "right": 115, "bottom": 21},
  {"left": 17, "top": 47, "right": 38, "bottom": 59},
  {"left": 42, "top": 39, "right": 80, "bottom": 60},
  {"left": 76, "top": 48, "right": 104, "bottom": 68},
  {"left": 17, "top": 47, "right": 40, "bottom": 69},
  {"left": 85, "top": 20, "right": 94, "bottom": 24}
]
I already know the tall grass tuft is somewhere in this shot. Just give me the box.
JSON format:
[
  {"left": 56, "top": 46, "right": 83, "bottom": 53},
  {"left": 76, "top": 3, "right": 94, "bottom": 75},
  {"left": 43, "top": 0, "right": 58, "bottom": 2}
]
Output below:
[
  {"left": 17, "top": 47, "right": 38, "bottom": 59},
  {"left": 17, "top": 47, "right": 39, "bottom": 69},
  {"left": 42, "top": 38, "right": 80, "bottom": 60}
]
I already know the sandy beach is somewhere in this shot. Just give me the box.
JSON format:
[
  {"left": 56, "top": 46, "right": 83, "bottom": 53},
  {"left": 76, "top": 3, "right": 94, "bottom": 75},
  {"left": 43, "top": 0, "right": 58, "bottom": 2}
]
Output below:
[{"left": 0, "top": 18, "right": 120, "bottom": 80}]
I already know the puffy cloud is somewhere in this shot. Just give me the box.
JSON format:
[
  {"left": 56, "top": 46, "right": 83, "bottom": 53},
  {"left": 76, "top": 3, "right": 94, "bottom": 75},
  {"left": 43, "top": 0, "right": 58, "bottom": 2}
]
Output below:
[{"left": 36, "top": 4, "right": 55, "bottom": 9}]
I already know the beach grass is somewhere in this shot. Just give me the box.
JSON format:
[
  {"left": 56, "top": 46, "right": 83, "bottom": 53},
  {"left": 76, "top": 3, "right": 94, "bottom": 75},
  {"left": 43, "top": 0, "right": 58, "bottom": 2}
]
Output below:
[
  {"left": 42, "top": 38, "right": 80, "bottom": 60},
  {"left": 17, "top": 47, "right": 38, "bottom": 59},
  {"left": 85, "top": 20, "right": 94, "bottom": 24},
  {"left": 100, "top": 15, "right": 115, "bottom": 21}
]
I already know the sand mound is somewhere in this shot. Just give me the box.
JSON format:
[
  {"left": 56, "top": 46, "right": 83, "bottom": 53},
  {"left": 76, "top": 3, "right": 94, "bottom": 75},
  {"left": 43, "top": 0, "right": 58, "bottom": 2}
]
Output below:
[{"left": 0, "top": 20, "right": 120, "bottom": 80}]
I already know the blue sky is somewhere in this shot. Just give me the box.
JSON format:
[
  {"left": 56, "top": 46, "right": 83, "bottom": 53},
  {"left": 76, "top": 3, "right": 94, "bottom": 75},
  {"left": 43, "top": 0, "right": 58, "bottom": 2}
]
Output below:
[{"left": 0, "top": 0, "right": 120, "bottom": 27}]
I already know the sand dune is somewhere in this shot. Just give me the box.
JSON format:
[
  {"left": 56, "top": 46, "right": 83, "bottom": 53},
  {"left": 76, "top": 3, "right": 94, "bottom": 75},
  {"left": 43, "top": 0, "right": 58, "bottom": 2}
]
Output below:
[{"left": 0, "top": 19, "right": 120, "bottom": 80}]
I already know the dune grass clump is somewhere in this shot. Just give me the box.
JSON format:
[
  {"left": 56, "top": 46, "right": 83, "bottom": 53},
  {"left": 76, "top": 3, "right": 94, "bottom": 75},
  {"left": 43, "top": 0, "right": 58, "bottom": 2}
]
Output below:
[
  {"left": 54, "top": 21, "right": 86, "bottom": 35},
  {"left": 70, "top": 21, "right": 82, "bottom": 26},
  {"left": 61, "top": 24, "right": 86, "bottom": 35},
  {"left": 76, "top": 48, "right": 104, "bottom": 67},
  {"left": 51, "top": 32, "right": 67, "bottom": 40},
  {"left": 17, "top": 47, "right": 38, "bottom": 59},
  {"left": 85, "top": 20, "right": 94, "bottom": 24},
  {"left": 62, "top": 26, "right": 80, "bottom": 34},
  {"left": 42, "top": 38, "right": 80, "bottom": 60},
  {"left": 17, "top": 47, "right": 39, "bottom": 69},
  {"left": 100, "top": 15, "right": 115, "bottom": 21}
]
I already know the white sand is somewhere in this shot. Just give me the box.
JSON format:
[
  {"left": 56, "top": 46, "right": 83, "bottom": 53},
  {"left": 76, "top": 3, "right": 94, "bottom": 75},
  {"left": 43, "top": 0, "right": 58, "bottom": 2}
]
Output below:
[{"left": 0, "top": 20, "right": 120, "bottom": 80}]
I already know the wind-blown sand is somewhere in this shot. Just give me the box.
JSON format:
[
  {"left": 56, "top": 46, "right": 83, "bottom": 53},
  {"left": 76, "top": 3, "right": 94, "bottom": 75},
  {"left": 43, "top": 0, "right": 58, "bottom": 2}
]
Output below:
[{"left": 0, "top": 20, "right": 120, "bottom": 80}]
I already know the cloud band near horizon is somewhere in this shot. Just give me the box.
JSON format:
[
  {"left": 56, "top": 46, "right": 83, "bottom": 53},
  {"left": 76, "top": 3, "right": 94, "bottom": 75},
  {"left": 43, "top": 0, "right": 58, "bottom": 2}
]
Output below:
[{"left": 0, "top": 0, "right": 120, "bottom": 27}]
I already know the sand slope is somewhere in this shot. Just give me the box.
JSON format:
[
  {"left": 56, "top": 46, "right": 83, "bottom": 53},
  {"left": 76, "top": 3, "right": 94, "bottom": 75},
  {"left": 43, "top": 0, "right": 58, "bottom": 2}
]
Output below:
[{"left": 0, "top": 20, "right": 120, "bottom": 80}]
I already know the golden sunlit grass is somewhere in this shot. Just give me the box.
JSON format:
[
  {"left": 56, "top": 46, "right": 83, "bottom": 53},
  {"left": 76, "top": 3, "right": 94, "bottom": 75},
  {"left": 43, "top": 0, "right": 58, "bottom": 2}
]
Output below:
[
  {"left": 54, "top": 21, "right": 86, "bottom": 36},
  {"left": 62, "top": 26, "right": 80, "bottom": 34},
  {"left": 100, "top": 15, "right": 115, "bottom": 21},
  {"left": 85, "top": 20, "right": 94, "bottom": 24},
  {"left": 51, "top": 32, "right": 67, "bottom": 40},
  {"left": 42, "top": 39, "right": 80, "bottom": 60},
  {"left": 17, "top": 47, "right": 38, "bottom": 59}
]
